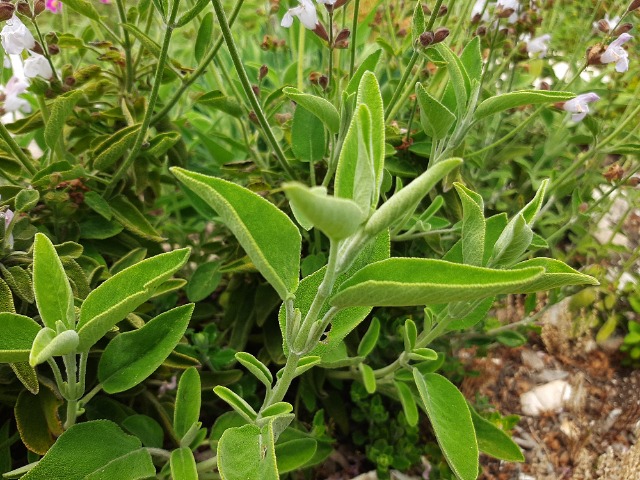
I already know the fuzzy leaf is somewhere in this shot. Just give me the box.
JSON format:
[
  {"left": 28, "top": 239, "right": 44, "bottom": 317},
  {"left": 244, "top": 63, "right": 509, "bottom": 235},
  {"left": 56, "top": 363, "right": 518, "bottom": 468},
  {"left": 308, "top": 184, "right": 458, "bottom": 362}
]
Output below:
[
  {"left": 170, "top": 447, "right": 198, "bottom": 480},
  {"left": 0, "top": 313, "right": 41, "bottom": 363},
  {"left": 474, "top": 90, "right": 576, "bottom": 120},
  {"left": 98, "top": 304, "right": 194, "bottom": 393},
  {"left": 218, "top": 423, "right": 278, "bottom": 480},
  {"left": 174, "top": 367, "right": 201, "bottom": 440},
  {"left": 236, "top": 352, "right": 273, "bottom": 388},
  {"left": 394, "top": 380, "right": 419, "bottom": 427},
  {"left": 416, "top": 83, "right": 456, "bottom": 140},
  {"left": 44, "top": 90, "right": 84, "bottom": 151},
  {"left": 470, "top": 406, "right": 524, "bottom": 462},
  {"left": 283, "top": 88, "right": 340, "bottom": 134},
  {"left": 172, "top": 168, "right": 301, "bottom": 300}
]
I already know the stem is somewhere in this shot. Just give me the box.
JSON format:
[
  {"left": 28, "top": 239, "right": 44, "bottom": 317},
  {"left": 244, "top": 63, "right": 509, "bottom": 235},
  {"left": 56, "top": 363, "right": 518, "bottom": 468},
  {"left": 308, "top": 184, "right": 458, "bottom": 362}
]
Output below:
[
  {"left": 62, "top": 354, "right": 78, "bottom": 429},
  {"left": 115, "top": 0, "right": 135, "bottom": 91},
  {"left": 30, "top": 19, "right": 59, "bottom": 83},
  {"left": 261, "top": 352, "right": 301, "bottom": 409},
  {"left": 328, "top": 10, "right": 334, "bottom": 90},
  {"left": 209, "top": 0, "right": 295, "bottom": 178},
  {"left": 0, "top": 122, "right": 36, "bottom": 175},
  {"left": 47, "top": 357, "right": 66, "bottom": 393},
  {"left": 384, "top": 51, "right": 418, "bottom": 121},
  {"left": 105, "top": 0, "right": 181, "bottom": 198},
  {"left": 297, "top": 22, "right": 306, "bottom": 91},
  {"left": 151, "top": 0, "right": 244, "bottom": 125},
  {"left": 349, "top": 0, "right": 361, "bottom": 77},
  {"left": 80, "top": 382, "right": 104, "bottom": 406},
  {"left": 196, "top": 456, "right": 218, "bottom": 473}
]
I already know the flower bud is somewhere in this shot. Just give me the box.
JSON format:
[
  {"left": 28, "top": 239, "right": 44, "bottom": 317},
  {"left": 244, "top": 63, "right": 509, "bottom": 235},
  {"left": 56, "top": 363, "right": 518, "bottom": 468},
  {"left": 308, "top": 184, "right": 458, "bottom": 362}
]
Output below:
[
  {"left": 419, "top": 31, "right": 435, "bottom": 47},
  {"left": 586, "top": 44, "right": 605, "bottom": 65},
  {"left": 34, "top": 0, "right": 46, "bottom": 16},
  {"left": 248, "top": 111, "right": 259, "bottom": 125},
  {"left": 496, "top": 7, "right": 515, "bottom": 19},
  {"left": 433, "top": 27, "right": 449, "bottom": 44},
  {"left": 0, "top": 2, "right": 15, "bottom": 21},
  {"left": 615, "top": 23, "right": 633, "bottom": 35},
  {"left": 318, "top": 74, "right": 329, "bottom": 91},
  {"left": 313, "top": 22, "right": 329, "bottom": 42},
  {"left": 259, "top": 64, "right": 268, "bottom": 81},
  {"left": 45, "top": 31, "right": 59, "bottom": 44},
  {"left": 16, "top": 1, "right": 31, "bottom": 17},
  {"left": 596, "top": 19, "right": 610, "bottom": 33},
  {"left": 438, "top": 5, "right": 448, "bottom": 16},
  {"left": 628, "top": 0, "right": 640, "bottom": 12},
  {"left": 31, "top": 42, "right": 44, "bottom": 55},
  {"left": 334, "top": 28, "right": 350, "bottom": 47},
  {"left": 309, "top": 71, "right": 322, "bottom": 85},
  {"left": 48, "top": 44, "right": 60, "bottom": 55},
  {"left": 628, "top": 176, "right": 640, "bottom": 187},
  {"left": 475, "top": 25, "right": 487, "bottom": 36},
  {"left": 251, "top": 84, "right": 260, "bottom": 97}
]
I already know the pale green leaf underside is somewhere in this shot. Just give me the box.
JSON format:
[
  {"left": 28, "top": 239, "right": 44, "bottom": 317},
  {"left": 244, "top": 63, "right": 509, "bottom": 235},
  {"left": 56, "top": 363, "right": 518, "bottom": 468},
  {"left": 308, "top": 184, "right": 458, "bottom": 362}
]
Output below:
[
  {"left": 331, "top": 257, "right": 596, "bottom": 308},
  {"left": 474, "top": 90, "right": 576, "bottom": 120},
  {"left": 171, "top": 167, "right": 301, "bottom": 300}
]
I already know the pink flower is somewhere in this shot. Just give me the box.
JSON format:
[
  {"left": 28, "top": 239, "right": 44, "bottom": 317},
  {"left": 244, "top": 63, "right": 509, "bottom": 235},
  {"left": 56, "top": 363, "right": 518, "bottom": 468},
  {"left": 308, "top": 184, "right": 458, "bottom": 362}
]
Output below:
[
  {"left": 601, "top": 33, "right": 632, "bottom": 73},
  {"left": 563, "top": 93, "right": 600, "bottom": 122},
  {"left": 45, "top": 0, "right": 62, "bottom": 13}
]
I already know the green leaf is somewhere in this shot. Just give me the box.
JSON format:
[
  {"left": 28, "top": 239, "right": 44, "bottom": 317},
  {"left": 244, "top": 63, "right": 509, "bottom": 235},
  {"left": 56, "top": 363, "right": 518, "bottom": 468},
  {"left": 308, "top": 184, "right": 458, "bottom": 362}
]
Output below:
[
  {"left": 357, "top": 317, "right": 380, "bottom": 357},
  {"left": 454, "top": 183, "right": 485, "bottom": 267},
  {"left": 176, "top": 0, "right": 209, "bottom": 26},
  {"left": 44, "top": 90, "right": 84, "bottom": 151},
  {"left": 432, "top": 44, "right": 469, "bottom": 114},
  {"left": 235, "top": 352, "right": 273, "bottom": 388},
  {"left": 275, "top": 438, "right": 317, "bottom": 473},
  {"left": 413, "top": 371, "right": 478, "bottom": 480},
  {"left": 213, "top": 386, "right": 257, "bottom": 422},
  {"left": 122, "top": 24, "right": 161, "bottom": 58},
  {"left": 29, "top": 327, "right": 79, "bottom": 366},
  {"left": 174, "top": 367, "right": 201, "bottom": 440},
  {"left": 335, "top": 104, "right": 376, "bottom": 215},
  {"left": 145, "top": 131, "right": 181, "bottom": 158},
  {"left": 460, "top": 37, "right": 483, "bottom": 83},
  {"left": 521, "top": 179, "right": 549, "bottom": 224},
  {"left": 359, "top": 363, "right": 376, "bottom": 393},
  {"left": 15, "top": 385, "right": 63, "bottom": 456},
  {"left": 194, "top": 12, "right": 214, "bottom": 63},
  {"left": 98, "top": 304, "right": 194, "bottom": 393},
  {"left": 186, "top": 261, "right": 222, "bottom": 302},
  {"left": 470, "top": 406, "right": 524, "bottom": 462},
  {"left": 365, "top": 158, "right": 462, "bottom": 237},
  {"left": 260, "top": 403, "right": 293, "bottom": 419},
  {"left": 0, "top": 277, "right": 15, "bottom": 313},
  {"left": 171, "top": 168, "right": 301, "bottom": 300},
  {"left": 14, "top": 189, "right": 40, "bottom": 213},
  {"left": 403, "top": 318, "right": 418, "bottom": 351},
  {"left": 196, "top": 90, "right": 243, "bottom": 117},
  {"left": 10, "top": 361, "right": 39, "bottom": 394},
  {"left": 509, "top": 258, "right": 599, "bottom": 292},
  {"left": 291, "top": 106, "right": 326, "bottom": 162},
  {"left": 170, "top": 447, "right": 198, "bottom": 480},
  {"left": 411, "top": 0, "right": 425, "bottom": 47},
  {"left": 121, "top": 415, "right": 164, "bottom": 448},
  {"left": 0, "top": 313, "right": 41, "bottom": 363},
  {"left": 408, "top": 347, "right": 439, "bottom": 362},
  {"left": 474, "top": 90, "right": 576, "bottom": 121},
  {"left": 217, "top": 424, "right": 278, "bottom": 480},
  {"left": 283, "top": 87, "right": 340, "bottom": 134},
  {"left": 33, "top": 233, "right": 75, "bottom": 330},
  {"left": 394, "top": 380, "right": 419, "bottom": 427},
  {"left": 59, "top": 0, "right": 100, "bottom": 21},
  {"left": 331, "top": 258, "right": 545, "bottom": 308},
  {"left": 293, "top": 356, "right": 321, "bottom": 376},
  {"left": 77, "top": 248, "right": 190, "bottom": 351},
  {"left": 490, "top": 214, "right": 533, "bottom": 267},
  {"left": 82, "top": 191, "right": 112, "bottom": 220},
  {"left": 283, "top": 183, "right": 365, "bottom": 240},
  {"left": 345, "top": 50, "right": 382, "bottom": 96},
  {"left": 109, "top": 195, "right": 165, "bottom": 242},
  {"left": 21, "top": 420, "right": 155, "bottom": 479},
  {"left": 416, "top": 83, "right": 456, "bottom": 140},
  {"left": 92, "top": 125, "right": 141, "bottom": 170}
]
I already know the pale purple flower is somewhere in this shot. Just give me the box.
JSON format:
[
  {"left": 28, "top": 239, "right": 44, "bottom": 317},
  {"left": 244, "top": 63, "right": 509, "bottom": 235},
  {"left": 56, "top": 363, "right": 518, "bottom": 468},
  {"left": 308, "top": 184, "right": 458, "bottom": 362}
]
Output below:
[
  {"left": 1, "top": 15, "right": 36, "bottom": 55},
  {"left": 2, "top": 208, "right": 14, "bottom": 249},
  {"left": 2, "top": 76, "right": 31, "bottom": 113},
  {"left": 563, "top": 93, "right": 600, "bottom": 122},
  {"left": 281, "top": 0, "right": 318, "bottom": 30},
  {"left": 601, "top": 33, "right": 632, "bottom": 73},
  {"left": 24, "top": 53, "right": 53, "bottom": 80},
  {"left": 526, "top": 34, "right": 551, "bottom": 58}
]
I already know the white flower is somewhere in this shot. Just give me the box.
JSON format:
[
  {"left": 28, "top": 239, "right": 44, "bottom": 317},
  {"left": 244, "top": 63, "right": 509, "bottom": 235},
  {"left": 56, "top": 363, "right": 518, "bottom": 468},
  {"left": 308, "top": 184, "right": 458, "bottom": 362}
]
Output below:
[
  {"left": 24, "top": 53, "right": 53, "bottom": 80},
  {"left": 2, "top": 76, "right": 31, "bottom": 113},
  {"left": 316, "top": 0, "right": 336, "bottom": 4},
  {"left": 601, "top": 33, "right": 632, "bottom": 73},
  {"left": 471, "top": 0, "right": 489, "bottom": 21},
  {"left": 281, "top": 0, "right": 318, "bottom": 30},
  {"left": 563, "top": 92, "right": 600, "bottom": 122},
  {"left": 1, "top": 15, "right": 36, "bottom": 55},
  {"left": 526, "top": 34, "right": 551, "bottom": 58}
]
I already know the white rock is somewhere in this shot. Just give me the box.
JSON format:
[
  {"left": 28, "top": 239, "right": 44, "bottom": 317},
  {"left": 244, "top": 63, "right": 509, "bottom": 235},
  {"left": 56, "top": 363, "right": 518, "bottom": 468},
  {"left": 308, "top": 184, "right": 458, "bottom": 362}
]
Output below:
[{"left": 520, "top": 380, "right": 572, "bottom": 416}]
